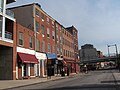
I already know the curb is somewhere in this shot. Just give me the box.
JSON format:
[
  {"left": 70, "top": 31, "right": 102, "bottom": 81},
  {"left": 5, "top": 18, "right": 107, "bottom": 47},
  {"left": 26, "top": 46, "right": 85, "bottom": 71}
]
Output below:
[{"left": 3, "top": 77, "right": 66, "bottom": 90}]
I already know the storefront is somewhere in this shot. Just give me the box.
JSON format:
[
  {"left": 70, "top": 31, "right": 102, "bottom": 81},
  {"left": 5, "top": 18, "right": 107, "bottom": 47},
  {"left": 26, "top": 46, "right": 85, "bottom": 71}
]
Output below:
[
  {"left": 46, "top": 53, "right": 57, "bottom": 76},
  {"left": 16, "top": 47, "right": 38, "bottom": 79},
  {"left": 57, "top": 57, "right": 66, "bottom": 76},
  {"left": 63, "top": 58, "right": 76, "bottom": 75},
  {"left": 35, "top": 52, "right": 47, "bottom": 77}
]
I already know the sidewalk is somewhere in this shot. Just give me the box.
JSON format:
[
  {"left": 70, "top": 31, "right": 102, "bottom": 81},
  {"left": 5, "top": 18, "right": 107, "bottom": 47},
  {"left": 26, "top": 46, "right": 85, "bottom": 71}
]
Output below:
[
  {"left": 0, "top": 74, "right": 78, "bottom": 90},
  {"left": 113, "top": 72, "right": 120, "bottom": 84}
]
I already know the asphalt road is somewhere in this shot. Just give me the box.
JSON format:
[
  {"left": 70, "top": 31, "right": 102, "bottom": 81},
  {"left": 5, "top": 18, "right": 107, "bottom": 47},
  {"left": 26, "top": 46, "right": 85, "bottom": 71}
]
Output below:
[{"left": 7, "top": 69, "right": 120, "bottom": 90}]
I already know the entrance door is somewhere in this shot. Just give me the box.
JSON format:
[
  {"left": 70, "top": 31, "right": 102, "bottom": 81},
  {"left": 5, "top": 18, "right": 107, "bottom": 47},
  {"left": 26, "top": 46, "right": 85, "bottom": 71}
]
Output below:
[{"left": 24, "top": 64, "right": 27, "bottom": 76}]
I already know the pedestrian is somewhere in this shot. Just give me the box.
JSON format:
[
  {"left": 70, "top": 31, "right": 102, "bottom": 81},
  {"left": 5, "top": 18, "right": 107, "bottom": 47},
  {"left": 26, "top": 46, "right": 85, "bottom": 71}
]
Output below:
[{"left": 84, "top": 65, "right": 88, "bottom": 74}]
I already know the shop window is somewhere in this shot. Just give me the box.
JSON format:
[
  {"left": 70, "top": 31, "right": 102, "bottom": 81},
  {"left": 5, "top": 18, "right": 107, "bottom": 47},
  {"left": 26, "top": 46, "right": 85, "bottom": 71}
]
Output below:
[{"left": 30, "top": 64, "right": 34, "bottom": 68}]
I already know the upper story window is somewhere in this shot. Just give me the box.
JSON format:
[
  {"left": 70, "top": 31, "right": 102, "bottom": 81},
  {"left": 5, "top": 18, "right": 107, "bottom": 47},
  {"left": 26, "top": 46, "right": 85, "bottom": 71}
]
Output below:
[
  {"left": 19, "top": 32, "right": 23, "bottom": 46},
  {"left": 48, "top": 43, "right": 50, "bottom": 53},
  {"left": 36, "top": 9, "right": 39, "bottom": 17},
  {"left": 29, "top": 36, "right": 33, "bottom": 48},
  {"left": 47, "top": 17, "right": 49, "bottom": 23},
  {"left": 52, "top": 31, "right": 55, "bottom": 39},
  {"left": 57, "top": 47, "right": 59, "bottom": 54},
  {"left": 56, "top": 35, "right": 58, "bottom": 42},
  {"left": 60, "top": 48, "right": 62, "bottom": 55},
  {"left": 0, "top": 0, "right": 4, "bottom": 12},
  {"left": 59, "top": 26, "right": 61, "bottom": 31},
  {"left": 60, "top": 36, "right": 62, "bottom": 44},
  {"left": 36, "top": 39, "right": 40, "bottom": 51},
  {"left": 41, "top": 25, "right": 44, "bottom": 35},
  {"left": 52, "top": 45, "right": 55, "bottom": 53},
  {"left": 47, "top": 28, "right": 50, "bottom": 38},
  {"left": 56, "top": 24, "right": 58, "bottom": 30},
  {"left": 0, "top": 16, "right": 2, "bottom": 37},
  {"left": 41, "top": 13, "right": 44, "bottom": 21},
  {"left": 36, "top": 21, "right": 39, "bottom": 32},
  {"left": 52, "top": 21, "right": 54, "bottom": 27},
  {"left": 42, "top": 41, "right": 45, "bottom": 52}
]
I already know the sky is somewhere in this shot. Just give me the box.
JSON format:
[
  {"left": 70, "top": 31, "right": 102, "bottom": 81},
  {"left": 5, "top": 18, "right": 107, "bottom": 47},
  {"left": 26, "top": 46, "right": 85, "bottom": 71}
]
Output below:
[{"left": 8, "top": 0, "right": 120, "bottom": 55}]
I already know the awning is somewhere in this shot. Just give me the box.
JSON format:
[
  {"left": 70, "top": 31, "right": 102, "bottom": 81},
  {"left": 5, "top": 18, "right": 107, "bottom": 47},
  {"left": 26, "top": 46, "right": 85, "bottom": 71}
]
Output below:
[
  {"left": 46, "top": 53, "right": 57, "bottom": 59},
  {"left": 18, "top": 52, "right": 39, "bottom": 64}
]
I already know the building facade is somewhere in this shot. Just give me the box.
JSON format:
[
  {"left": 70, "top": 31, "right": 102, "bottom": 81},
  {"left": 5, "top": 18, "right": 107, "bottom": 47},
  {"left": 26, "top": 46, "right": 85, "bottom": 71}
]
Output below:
[
  {"left": 0, "top": 0, "right": 16, "bottom": 80},
  {"left": 79, "top": 44, "right": 98, "bottom": 62},
  {"left": 66, "top": 26, "right": 79, "bottom": 60},
  {"left": 62, "top": 27, "right": 75, "bottom": 73},
  {"left": 7, "top": 3, "right": 80, "bottom": 79}
]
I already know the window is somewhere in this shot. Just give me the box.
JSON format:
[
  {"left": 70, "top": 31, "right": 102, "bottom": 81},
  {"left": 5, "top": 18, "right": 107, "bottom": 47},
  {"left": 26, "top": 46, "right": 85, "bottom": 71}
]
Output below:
[
  {"left": 48, "top": 43, "right": 50, "bottom": 53},
  {"left": 56, "top": 35, "right": 58, "bottom": 42},
  {"left": 29, "top": 36, "right": 32, "bottom": 48},
  {"left": 19, "top": 32, "right": 23, "bottom": 46},
  {"left": 52, "top": 45, "right": 55, "bottom": 53},
  {"left": 36, "top": 21, "right": 39, "bottom": 32},
  {"left": 36, "top": 39, "right": 40, "bottom": 51},
  {"left": 41, "top": 13, "right": 44, "bottom": 20},
  {"left": 60, "top": 48, "right": 62, "bottom": 55},
  {"left": 30, "top": 64, "right": 34, "bottom": 68},
  {"left": 42, "top": 41, "right": 44, "bottom": 52},
  {"left": 0, "top": 0, "right": 4, "bottom": 12},
  {"left": 36, "top": 9, "right": 39, "bottom": 17},
  {"left": 52, "top": 31, "right": 55, "bottom": 39},
  {"left": 56, "top": 24, "right": 58, "bottom": 30},
  {"left": 0, "top": 16, "right": 2, "bottom": 37},
  {"left": 47, "top": 28, "right": 50, "bottom": 37},
  {"left": 57, "top": 47, "right": 59, "bottom": 54},
  {"left": 41, "top": 25, "right": 44, "bottom": 35},
  {"left": 52, "top": 21, "right": 54, "bottom": 26},
  {"left": 47, "top": 17, "right": 49, "bottom": 23},
  {"left": 60, "top": 36, "right": 62, "bottom": 44}
]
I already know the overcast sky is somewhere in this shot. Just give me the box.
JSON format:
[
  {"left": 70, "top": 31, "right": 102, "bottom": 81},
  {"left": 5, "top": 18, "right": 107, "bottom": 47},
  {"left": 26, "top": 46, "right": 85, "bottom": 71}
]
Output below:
[{"left": 8, "top": 0, "right": 120, "bottom": 55}]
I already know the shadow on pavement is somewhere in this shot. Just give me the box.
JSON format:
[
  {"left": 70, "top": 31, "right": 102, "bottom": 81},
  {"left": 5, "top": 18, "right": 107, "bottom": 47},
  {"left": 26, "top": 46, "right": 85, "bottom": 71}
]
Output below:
[
  {"left": 35, "top": 84, "right": 120, "bottom": 90},
  {"left": 101, "top": 80, "right": 120, "bottom": 83}
]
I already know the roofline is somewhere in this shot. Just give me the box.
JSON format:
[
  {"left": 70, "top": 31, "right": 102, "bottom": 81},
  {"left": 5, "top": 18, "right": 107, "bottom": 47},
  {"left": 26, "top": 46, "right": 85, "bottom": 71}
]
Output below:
[{"left": 7, "top": 3, "right": 40, "bottom": 10}]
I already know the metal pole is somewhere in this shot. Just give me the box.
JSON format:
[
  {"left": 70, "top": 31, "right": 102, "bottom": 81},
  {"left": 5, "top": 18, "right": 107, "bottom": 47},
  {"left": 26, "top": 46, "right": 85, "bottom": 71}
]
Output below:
[
  {"left": 115, "top": 44, "right": 118, "bottom": 56},
  {"left": 107, "top": 45, "right": 110, "bottom": 57}
]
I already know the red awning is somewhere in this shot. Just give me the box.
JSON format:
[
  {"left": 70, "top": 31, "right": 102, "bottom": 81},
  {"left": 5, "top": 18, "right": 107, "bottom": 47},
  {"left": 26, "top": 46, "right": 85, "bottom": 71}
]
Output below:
[{"left": 18, "top": 52, "right": 39, "bottom": 64}]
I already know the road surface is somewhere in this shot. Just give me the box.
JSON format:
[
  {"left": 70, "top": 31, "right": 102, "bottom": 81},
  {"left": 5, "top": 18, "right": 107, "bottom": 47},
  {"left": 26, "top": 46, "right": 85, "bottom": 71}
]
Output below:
[{"left": 7, "top": 70, "right": 120, "bottom": 90}]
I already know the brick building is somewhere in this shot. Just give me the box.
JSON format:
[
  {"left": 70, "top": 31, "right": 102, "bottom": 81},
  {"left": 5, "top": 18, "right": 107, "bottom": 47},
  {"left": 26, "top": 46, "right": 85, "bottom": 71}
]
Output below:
[
  {"left": 0, "top": 0, "right": 16, "bottom": 80},
  {"left": 9, "top": 3, "right": 58, "bottom": 79},
  {"left": 7, "top": 3, "right": 80, "bottom": 79},
  {"left": 62, "top": 26, "right": 75, "bottom": 73},
  {"left": 66, "top": 26, "right": 79, "bottom": 73}
]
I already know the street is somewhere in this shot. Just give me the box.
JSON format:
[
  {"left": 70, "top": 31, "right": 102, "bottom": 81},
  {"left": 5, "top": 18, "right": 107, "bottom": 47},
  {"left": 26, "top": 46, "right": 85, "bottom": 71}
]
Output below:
[{"left": 7, "top": 69, "right": 120, "bottom": 90}]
